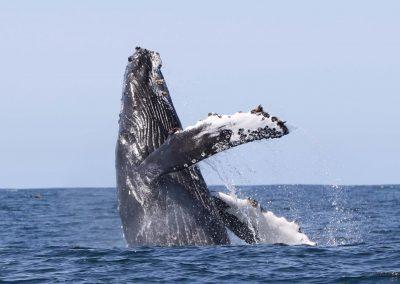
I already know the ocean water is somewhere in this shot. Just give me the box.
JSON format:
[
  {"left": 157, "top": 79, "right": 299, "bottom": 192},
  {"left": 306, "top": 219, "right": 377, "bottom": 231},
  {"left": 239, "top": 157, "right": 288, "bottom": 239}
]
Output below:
[{"left": 0, "top": 185, "right": 399, "bottom": 283}]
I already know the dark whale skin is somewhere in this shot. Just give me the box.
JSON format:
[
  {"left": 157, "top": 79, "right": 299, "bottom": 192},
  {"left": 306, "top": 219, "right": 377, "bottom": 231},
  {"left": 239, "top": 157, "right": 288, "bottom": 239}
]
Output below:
[
  {"left": 116, "top": 47, "right": 289, "bottom": 246},
  {"left": 116, "top": 48, "right": 229, "bottom": 246}
]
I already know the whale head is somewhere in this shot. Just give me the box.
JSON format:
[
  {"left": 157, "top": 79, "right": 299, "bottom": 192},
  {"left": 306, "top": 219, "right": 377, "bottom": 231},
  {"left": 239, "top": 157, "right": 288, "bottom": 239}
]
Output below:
[
  {"left": 126, "top": 47, "right": 160, "bottom": 84},
  {"left": 118, "top": 47, "right": 181, "bottom": 161}
]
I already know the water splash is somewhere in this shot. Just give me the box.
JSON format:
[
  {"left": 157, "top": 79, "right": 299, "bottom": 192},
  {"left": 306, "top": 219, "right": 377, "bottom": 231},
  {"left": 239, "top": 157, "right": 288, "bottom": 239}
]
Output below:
[
  {"left": 297, "top": 128, "right": 362, "bottom": 246},
  {"left": 323, "top": 184, "right": 363, "bottom": 246},
  {"left": 202, "top": 154, "right": 315, "bottom": 245},
  {"left": 218, "top": 192, "right": 315, "bottom": 245},
  {"left": 201, "top": 127, "right": 363, "bottom": 246},
  {"left": 202, "top": 153, "right": 244, "bottom": 196}
]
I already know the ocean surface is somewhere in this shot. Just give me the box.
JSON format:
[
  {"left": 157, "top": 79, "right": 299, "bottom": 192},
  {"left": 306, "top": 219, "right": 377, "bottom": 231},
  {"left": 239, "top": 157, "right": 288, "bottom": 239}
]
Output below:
[{"left": 0, "top": 185, "right": 399, "bottom": 283}]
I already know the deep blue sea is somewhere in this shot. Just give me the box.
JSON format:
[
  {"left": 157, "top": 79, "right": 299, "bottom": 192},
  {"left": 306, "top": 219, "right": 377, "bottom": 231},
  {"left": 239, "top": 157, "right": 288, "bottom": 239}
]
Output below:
[{"left": 0, "top": 185, "right": 399, "bottom": 283}]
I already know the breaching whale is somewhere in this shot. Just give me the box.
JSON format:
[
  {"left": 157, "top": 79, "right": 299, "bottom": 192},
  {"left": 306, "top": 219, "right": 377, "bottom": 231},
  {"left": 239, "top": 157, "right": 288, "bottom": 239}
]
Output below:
[{"left": 116, "top": 47, "right": 291, "bottom": 246}]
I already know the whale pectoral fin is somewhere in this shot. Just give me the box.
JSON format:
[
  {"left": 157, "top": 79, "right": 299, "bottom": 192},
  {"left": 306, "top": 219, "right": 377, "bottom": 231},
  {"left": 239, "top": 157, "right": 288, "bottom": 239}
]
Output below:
[
  {"left": 138, "top": 106, "right": 289, "bottom": 181},
  {"left": 212, "top": 195, "right": 259, "bottom": 244}
]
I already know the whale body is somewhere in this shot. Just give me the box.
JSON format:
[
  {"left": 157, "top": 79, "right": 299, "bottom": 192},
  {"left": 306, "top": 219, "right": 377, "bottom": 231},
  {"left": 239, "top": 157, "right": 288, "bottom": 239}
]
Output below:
[{"left": 116, "top": 47, "right": 289, "bottom": 246}]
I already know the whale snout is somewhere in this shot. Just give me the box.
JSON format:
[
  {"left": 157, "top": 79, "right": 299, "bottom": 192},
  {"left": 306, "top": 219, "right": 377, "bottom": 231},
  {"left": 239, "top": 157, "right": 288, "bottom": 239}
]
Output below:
[
  {"left": 127, "top": 47, "right": 162, "bottom": 75},
  {"left": 121, "top": 47, "right": 174, "bottom": 127},
  {"left": 124, "top": 47, "right": 167, "bottom": 100}
]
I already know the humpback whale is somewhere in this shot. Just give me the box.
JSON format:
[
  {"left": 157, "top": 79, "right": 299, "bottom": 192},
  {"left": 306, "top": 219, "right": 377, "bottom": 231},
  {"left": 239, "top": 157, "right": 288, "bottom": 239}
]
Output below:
[{"left": 116, "top": 47, "right": 290, "bottom": 246}]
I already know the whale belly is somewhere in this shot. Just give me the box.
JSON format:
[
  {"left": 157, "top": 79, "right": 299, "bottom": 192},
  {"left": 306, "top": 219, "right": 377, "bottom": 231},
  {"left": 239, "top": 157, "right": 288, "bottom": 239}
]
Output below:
[{"left": 118, "top": 168, "right": 229, "bottom": 246}]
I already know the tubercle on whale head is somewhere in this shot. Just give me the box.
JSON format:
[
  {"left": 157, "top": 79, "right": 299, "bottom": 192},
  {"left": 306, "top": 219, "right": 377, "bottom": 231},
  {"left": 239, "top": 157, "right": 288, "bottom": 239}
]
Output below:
[
  {"left": 123, "top": 47, "right": 172, "bottom": 104},
  {"left": 126, "top": 47, "right": 163, "bottom": 84}
]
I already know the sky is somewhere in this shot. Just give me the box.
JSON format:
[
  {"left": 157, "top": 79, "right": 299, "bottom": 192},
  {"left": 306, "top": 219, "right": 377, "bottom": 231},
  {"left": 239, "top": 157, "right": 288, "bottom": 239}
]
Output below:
[{"left": 0, "top": 1, "right": 399, "bottom": 188}]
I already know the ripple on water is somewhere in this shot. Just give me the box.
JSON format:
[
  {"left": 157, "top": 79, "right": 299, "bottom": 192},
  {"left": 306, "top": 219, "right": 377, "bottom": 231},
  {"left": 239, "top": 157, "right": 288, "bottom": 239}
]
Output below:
[{"left": 0, "top": 186, "right": 399, "bottom": 282}]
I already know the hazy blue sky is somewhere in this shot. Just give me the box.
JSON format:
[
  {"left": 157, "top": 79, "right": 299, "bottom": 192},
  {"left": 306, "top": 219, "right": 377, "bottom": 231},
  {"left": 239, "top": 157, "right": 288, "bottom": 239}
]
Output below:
[{"left": 1, "top": 1, "right": 399, "bottom": 188}]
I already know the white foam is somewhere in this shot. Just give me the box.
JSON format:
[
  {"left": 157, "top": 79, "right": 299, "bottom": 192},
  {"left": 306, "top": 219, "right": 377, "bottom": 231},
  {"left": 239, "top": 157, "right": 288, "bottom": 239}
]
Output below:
[{"left": 218, "top": 192, "right": 315, "bottom": 246}]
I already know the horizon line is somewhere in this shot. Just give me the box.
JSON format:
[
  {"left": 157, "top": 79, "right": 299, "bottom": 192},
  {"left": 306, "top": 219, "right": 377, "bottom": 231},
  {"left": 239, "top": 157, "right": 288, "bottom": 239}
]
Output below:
[{"left": 0, "top": 184, "right": 399, "bottom": 190}]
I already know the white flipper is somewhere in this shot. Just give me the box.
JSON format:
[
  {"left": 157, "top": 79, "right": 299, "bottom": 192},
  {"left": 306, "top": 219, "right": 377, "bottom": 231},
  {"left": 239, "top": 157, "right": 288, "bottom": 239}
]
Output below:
[
  {"left": 138, "top": 106, "right": 289, "bottom": 181},
  {"left": 216, "top": 192, "right": 315, "bottom": 246}
]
